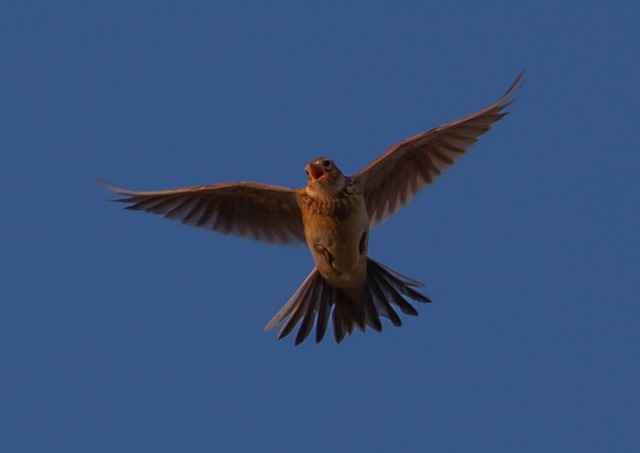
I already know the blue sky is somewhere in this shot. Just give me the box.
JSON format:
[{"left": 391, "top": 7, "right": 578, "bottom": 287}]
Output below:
[{"left": 2, "top": 1, "right": 639, "bottom": 451}]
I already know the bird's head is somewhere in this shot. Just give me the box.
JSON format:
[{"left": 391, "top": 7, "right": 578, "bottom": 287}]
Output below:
[{"left": 304, "top": 157, "right": 346, "bottom": 196}]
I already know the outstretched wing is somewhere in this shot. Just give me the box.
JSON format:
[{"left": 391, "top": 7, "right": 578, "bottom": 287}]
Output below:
[
  {"left": 101, "top": 179, "right": 306, "bottom": 245},
  {"left": 355, "top": 71, "right": 524, "bottom": 226}
]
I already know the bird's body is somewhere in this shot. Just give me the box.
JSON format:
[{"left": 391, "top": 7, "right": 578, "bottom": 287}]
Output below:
[
  {"left": 102, "top": 72, "right": 523, "bottom": 345},
  {"left": 301, "top": 173, "right": 368, "bottom": 291}
]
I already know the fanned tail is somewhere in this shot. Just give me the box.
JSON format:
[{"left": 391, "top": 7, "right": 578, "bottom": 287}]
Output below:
[{"left": 264, "top": 258, "right": 431, "bottom": 345}]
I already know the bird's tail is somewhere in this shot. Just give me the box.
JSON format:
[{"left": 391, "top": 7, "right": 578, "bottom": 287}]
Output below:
[{"left": 264, "top": 258, "right": 431, "bottom": 345}]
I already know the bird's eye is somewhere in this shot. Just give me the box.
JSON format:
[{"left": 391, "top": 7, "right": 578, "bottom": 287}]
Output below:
[
  {"left": 305, "top": 169, "right": 309, "bottom": 176},
  {"left": 323, "top": 160, "right": 331, "bottom": 168}
]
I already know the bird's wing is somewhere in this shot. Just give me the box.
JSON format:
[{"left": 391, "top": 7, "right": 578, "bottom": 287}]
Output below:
[
  {"left": 354, "top": 72, "right": 523, "bottom": 226},
  {"left": 100, "top": 179, "right": 306, "bottom": 245}
]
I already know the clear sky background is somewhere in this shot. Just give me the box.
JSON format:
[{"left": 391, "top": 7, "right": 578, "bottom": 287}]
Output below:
[{"left": 2, "top": 1, "right": 639, "bottom": 452}]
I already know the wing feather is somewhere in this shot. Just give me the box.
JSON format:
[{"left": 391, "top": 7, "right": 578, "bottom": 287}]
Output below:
[
  {"left": 100, "top": 179, "right": 306, "bottom": 245},
  {"left": 355, "top": 72, "right": 524, "bottom": 226}
]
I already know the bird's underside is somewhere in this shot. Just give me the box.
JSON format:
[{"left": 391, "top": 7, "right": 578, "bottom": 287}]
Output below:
[
  {"left": 264, "top": 258, "right": 432, "bottom": 345},
  {"left": 102, "top": 72, "right": 523, "bottom": 345}
]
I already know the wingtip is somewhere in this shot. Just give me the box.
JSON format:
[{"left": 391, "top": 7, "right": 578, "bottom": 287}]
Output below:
[
  {"left": 95, "top": 177, "right": 127, "bottom": 194},
  {"left": 95, "top": 177, "right": 114, "bottom": 190},
  {"left": 503, "top": 70, "right": 526, "bottom": 100},
  {"left": 96, "top": 178, "right": 133, "bottom": 204}
]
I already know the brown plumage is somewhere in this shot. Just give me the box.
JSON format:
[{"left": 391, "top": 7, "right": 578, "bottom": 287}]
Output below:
[{"left": 102, "top": 72, "right": 523, "bottom": 345}]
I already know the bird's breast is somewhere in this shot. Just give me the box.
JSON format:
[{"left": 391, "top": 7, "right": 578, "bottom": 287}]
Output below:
[{"left": 301, "top": 189, "right": 369, "bottom": 290}]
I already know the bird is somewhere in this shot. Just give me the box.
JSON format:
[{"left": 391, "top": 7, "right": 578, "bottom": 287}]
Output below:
[{"left": 101, "top": 72, "right": 523, "bottom": 345}]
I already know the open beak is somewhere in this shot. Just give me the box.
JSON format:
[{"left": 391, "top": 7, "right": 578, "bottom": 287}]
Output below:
[{"left": 307, "top": 163, "right": 325, "bottom": 181}]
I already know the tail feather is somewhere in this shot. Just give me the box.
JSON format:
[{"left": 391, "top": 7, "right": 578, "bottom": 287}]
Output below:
[
  {"left": 264, "top": 270, "right": 317, "bottom": 332},
  {"left": 405, "top": 286, "right": 432, "bottom": 304},
  {"left": 371, "top": 268, "right": 419, "bottom": 316},
  {"left": 294, "top": 282, "right": 322, "bottom": 345},
  {"left": 372, "top": 260, "right": 426, "bottom": 288},
  {"left": 332, "top": 301, "right": 347, "bottom": 344},
  {"left": 341, "top": 298, "right": 366, "bottom": 333},
  {"left": 275, "top": 272, "right": 319, "bottom": 339},
  {"left": 265, "top": 258, "right": 431, "bottom": 345},
  {"left": 362, "top": 289, "right": 383, "bottom": 332},
  {"left": 369, "top": 271, "right": 403, "bottom": 326},
  {"left": 315, "top": 285, "right": 333, "bottom": 343},
  {"left": 331, "top": 294, "right": 363, "bottom": 343}
]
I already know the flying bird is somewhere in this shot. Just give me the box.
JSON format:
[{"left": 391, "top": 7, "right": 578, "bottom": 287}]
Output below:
[{"left": 102, "top": 72, "right": 523, "bottom": 345}]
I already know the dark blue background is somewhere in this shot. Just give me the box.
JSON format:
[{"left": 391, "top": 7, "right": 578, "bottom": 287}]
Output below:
[{"left": 2, "top": 1, "right": 638, "bottom": 451}]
